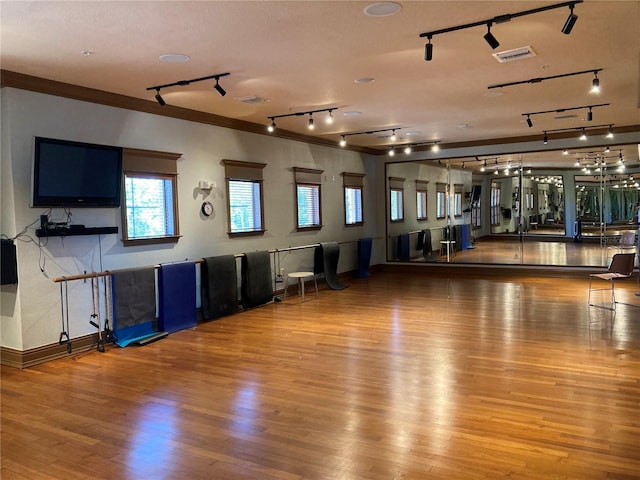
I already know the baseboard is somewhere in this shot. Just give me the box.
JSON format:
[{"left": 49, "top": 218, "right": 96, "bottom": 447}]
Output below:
[{"left": 0, "top": 333, "right": 100, "bottom": 369}]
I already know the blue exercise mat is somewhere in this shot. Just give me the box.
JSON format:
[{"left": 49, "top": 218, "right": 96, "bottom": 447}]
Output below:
[{"left": 158, "top": 261, "right": 197, "bottom": 334}]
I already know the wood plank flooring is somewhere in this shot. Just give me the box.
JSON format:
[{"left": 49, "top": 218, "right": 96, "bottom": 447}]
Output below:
[{"left": 2, "top": 270, "right": 639, "bottom": 479}]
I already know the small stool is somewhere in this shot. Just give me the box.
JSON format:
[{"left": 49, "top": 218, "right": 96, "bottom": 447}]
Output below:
[
  {"left": 284, "top": 272, "right": 318, "bottom": 302},
  {"left": 440, "top": 240, "right": 456, "bottom": 262}
]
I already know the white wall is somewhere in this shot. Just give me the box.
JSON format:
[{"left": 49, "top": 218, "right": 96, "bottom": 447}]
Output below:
[{"left": 0, "top": 88, "right": 382, "bottom": 351}]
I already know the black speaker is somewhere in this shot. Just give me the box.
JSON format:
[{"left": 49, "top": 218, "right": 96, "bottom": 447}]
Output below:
[{"left": 1, "top": 239, "right": 18, "bottom": 285}]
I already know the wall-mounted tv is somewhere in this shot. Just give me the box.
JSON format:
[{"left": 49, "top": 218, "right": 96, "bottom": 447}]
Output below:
[{"left": 32, "top": 137, "right": 123, "bottom": 208}]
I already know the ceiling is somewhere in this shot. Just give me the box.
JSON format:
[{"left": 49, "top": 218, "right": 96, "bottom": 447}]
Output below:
[{"left": 1, "top": 0, "right": 639, "bottom": 170}]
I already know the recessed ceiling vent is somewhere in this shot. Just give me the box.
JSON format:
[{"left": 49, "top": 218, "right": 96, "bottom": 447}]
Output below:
[
  {"left": 492, "top": 46, "right": 536, "bottom": 63},
  {"left": 235, "top": 95, "right": 268, "bottom": 104}
]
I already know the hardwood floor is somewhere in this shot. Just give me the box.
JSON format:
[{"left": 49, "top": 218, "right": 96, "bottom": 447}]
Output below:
[{"left": 2, "top": 270, "right": 639, "bottom": 479}]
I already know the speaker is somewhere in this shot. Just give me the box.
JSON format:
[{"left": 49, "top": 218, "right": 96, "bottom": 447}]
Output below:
[{"left": 1, "top": 239, "right": 18, "bottom": 285}]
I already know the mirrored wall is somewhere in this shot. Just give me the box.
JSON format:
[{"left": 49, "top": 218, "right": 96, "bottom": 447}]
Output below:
[{"left": 385, "top": 144, "right": 640, "bottom": 268}]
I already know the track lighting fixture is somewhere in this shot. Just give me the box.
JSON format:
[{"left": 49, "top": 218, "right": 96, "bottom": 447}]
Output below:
[
  {"left": 326, "top": 110, "right": 334, "bottom": 124},
  {"left": 483, "top": 22, "right": 500, "bottom": 50},
  {"left": 521, "top": 103, "right": 608, "bottom": 126},
  {"left": 420, "top": 1, "right": 583, "bottom": 61},
  {"left": 431, "top": 142, "right": 440, "bottom": 153},
  {"left": 424, "top": 36, "right": 433, "bottom": 61},
  {"left": 488, "top": 67, "right": 602, "bottom": 92},
  {"left": 388, "top": 148, "right": 395, "bottom": 157},
  {"left": 404, "top": 146, "right": 412, "bottom": 155},
  {"left": 591, "top": 72, "right": 600, "bottom": 93},
  {"left": 543, "top": 132, "right": 548, "bottom": 144},
  {"left": 606, "top": 125, "right": 614, "bottom": 138},
  {"left": 390, "top": 130, "right": 397, "bottom": 141},
  {"left": 337, "top": 127, "right": 403, "bottom": 147},
  {"left": 340, "top": 136, "right": 347, "bottom": 147},
  {"left": 480, "top": 161, "right": 486, "bottom": 172},
  {"left": 213, "top": 77, "right": 226, "bottom": 96},
  {"left": 267, "top": 118, "right": 276, "bottom": 133},
  {"left": 154, "top": 88, "right": 165, "bottom": 106},
  {"left": 561, "top": 3, "right": 578, "bottom": 34},
  {"left": 146, "top": 72, "right": 230, "bottom": 106},
  {"left": 579, "top": 128, "right": 587, "bottom": 140},
  {"left": 266, "top": 107, "right": 337, "bottom": 133}
]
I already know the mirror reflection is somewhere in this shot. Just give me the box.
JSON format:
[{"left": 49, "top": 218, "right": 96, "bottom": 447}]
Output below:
[{"left": 386, "top": 144, "right": 639, "bottom": 268}]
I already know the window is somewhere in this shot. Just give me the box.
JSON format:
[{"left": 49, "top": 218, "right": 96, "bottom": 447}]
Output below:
[
  {"left": 224, "top": 159, "right": 266, "bottom": 236},
  {"left": 343, "top": 172, "right": 364, "bottom": 226},
  {"left": 416, "top": 180, "right": 428, "bottom": 221},
  {"left": 454, "top": 184, "right": 463, "bottom": 217},
  {"left": 121, "top": 148, "right": 181, "bottom": 246},
  {"left": 491, "top": 183, "right": 501, "bottom": 225},
  {"left": 389, "top": 177, "right": 405, "bottom": 222},
  {"left": 472, "top": 198, "right": 481, "bottom": 228},
  {"left": 294, "top": 167, "right": 322, "bottom": 230},
  {"left": 436, "top": 183, "right": 447, "bottom": 219}
]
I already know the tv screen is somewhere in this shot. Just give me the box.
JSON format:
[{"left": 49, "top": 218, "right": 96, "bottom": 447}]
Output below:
[{"left": 32, "top": 137, "right": 123, "bottom": 207}]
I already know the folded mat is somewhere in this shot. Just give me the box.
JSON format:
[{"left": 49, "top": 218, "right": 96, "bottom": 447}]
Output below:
[
  {"left": 201, "top": 255, "right": 238, "bottom": 319},
  {"left": 158, "top": 261, "right": 197, "bottom": 334},
  {"left": 241, "top": 250, "right": 273, "bottom": 308},
  {"left": 397, "top": 233, "right": 410, "bottom": 261},
  {"left": 357, "top": 238, "right": 373, "bottom": 278},
  {"left": 112, "top": 266, "right": 164, "bottom": 347},
  {"left": 314, "top": 242, "right": 348, "bottom": 290}
]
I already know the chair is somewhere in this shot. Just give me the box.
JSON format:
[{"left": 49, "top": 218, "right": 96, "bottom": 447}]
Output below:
[
  {"left": 618, "top": 231, "right": 636, "bottom": 252},
  {"left": 588, "top": 253, "right": 636, "bottom": 310}
]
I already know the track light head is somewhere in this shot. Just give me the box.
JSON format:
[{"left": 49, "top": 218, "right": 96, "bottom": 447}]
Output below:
[
  {"left": 339, "top": 136, "right": 347, "bottom": 147},
  {"left": 213, "top": 77, "right": 226, "bottom": 96},
  {"left": 484, "top": 22, "right": 500, "bottom": 49},
  {"left": 404, "top": 146, "right": 412, "bottom": 155},
  {"left": 543, "top": 132, "right": 548, "bottom": 144},
  {"left": 390, "top": 130, "right": 397, "bottom": 141},
  {"left": 562, "top": 4, "right": 578, "bottom": 34},
  {"left": 326, "top": 110, "right": 334, "bottom": 124},
  {"left": 155, "top": 89, "right": 166, "bottom": 106},
  {"left": 526, "top": 115, "right": 533, "bottom": 128},
  {"left": 591, "top": 73, "right": 600, "bottom": 93},
  {"left": 606, "top": 125, "right": 614, "bottom": 138},
  {"left": 586, "top": 107, "right": 593, "bottom": 122},
  {"left": 424, "top": 37, "right": 433, "bottom": 61},
  {"left": 579, "top": 128, "right": 587, "bottom": 140},
  {"left": 388, "top": 148, "right": 395, "bottom": 157},
  {"left": 431, "top": 142, "right": 440, "bottom": 153},
  {"left": 267, "top": 118, "right": 276, "bottom": 133}
]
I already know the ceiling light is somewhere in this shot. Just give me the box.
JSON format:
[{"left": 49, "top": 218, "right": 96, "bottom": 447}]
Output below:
[
  {"left": 404, "top": 146, "right": 412, "bottom": 155},
  {"left": 154, "top": 89, "right": 165, "bottom": 106},
  {"left": 543, "top": 132, "right": 548, "bottom": 144},
  {"left": 484, "top": 22, "right": 500, "bottom": 50},
  {"left": 214, "top": 77, "right": 226, "bottom": 96},
  {"left": 340, "top": 136, "right": 347, "bottom": 147},
  {"left": 591, "top": 72, "right": 600, "bottom": 93},
  {"left": 159, "top": 53, "right": 190, "bottom": 63},
  {"left": 308, "top": 114, "right": 314, "bottom": 130},
  {"left": 606, "top": 125, "right": 614, "bottom": 138},
  {"left": 563, "top": 149, "right": 569, "bottom": 155},
  {"left": 364, "top": 2, "right": 402, "bottom": 17},
  {"left": 431, "top": 142, "right": 440, "bottom": 152},
  {"left": 605, "top": 146, "right": 611, "bottom": 153},
  {"left": 267, "top": 118, "right": 276, "bottom": 133},
  {"left": 425, "top": 37, "right": 433, "bottom": 61},
  {"left": 388, "top": 148, "right": 395, "bottom": 157},
  {"left": 586, "top": 107, "right": 593, "bottom": 122},
  {"left": 326, "top": 110, "right": 334, "bottom": 124},
  {"left": 355, "top": 77, "right": 375, "bottom": 84},
  {"left": 526, "top": 115, "right": 533, "bottom": 128},
  {"left": 561, "top": 3, "right": 578, "bottom": 34},
  {"left": 579, "top": 128, "right": 587, "bottom": 140},
  {"left": 390, "top": 130, "right": 397, "bottom": 141}
]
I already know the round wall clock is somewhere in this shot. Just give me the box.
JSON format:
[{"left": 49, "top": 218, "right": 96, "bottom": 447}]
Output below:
[{"left": 201, "top": 201, "right": 214, "bottom": 217}]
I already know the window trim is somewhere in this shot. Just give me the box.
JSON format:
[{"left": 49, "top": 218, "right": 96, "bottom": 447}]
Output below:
[
  {"left": 223, "top": 159, "right": 267, "bottom": 237},
  {"left": 293, "top": 167, "right": 323, "bottom": 231},
  {"left": 388, "top": 177, "right": 405, "bottom": 223},
  {"left": 436, "top": 182, "right": 447, "bottom": 220},
  {"left": 343, "top": 172, "right": 365, "bottom": 227},
  {"left": 120, "top": 148, "right": 182, "bottom": 247},
  {"left": 416, "top": 180, "right": 429, "bottom": 221},
  {"left": 454, "top": 184, "right": 463, "bottom": 218}
]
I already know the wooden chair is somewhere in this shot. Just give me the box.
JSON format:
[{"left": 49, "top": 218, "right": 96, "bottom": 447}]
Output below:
[{"left": 588, "top": 253, "right": 636, "bottom": 310}]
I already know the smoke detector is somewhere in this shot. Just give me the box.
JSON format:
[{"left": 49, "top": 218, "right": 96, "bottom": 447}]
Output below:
[{"left": 492, "top": 46, "right": 536, "bottom": 63}]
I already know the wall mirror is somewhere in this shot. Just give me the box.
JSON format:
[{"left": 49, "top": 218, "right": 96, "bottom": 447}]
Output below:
[{"left": 385, "top": 143, "right": 639, "bottom": 268}]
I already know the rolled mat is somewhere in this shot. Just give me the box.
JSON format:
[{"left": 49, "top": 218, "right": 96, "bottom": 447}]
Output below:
[
  {"left": 397, "top": 233, "right": 410, "bottom": 261},
  {"left": 158, "top": 261, "right": 197, "bottom": 334},
  {"left": 314, "top": 242, "right": 348, "bottom": 290},
  {"left": 357, "top": 238, "right": 373, "bottom": 278},
  {"left": 201, "top": 255, "right": 238, "bottom": 320},
  {"left": 241, "top": 250, "right": 273, "bottom": 308},
  {"left": 111, "top": 267, "right": 161, "bottom": 347}
]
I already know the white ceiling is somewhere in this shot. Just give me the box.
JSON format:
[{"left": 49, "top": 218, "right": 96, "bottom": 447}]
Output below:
[{"left": 1, "top": 0, "right": 639, "bottom": 169}]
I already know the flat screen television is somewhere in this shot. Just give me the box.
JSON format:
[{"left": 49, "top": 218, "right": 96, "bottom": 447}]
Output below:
[{"left": 32, "top": 137, "right": 123, "bottom": 208}]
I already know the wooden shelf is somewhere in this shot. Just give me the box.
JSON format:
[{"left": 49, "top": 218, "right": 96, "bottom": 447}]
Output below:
[{"left": 35, "top": 226, "right": 118, "bottom": 238}]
